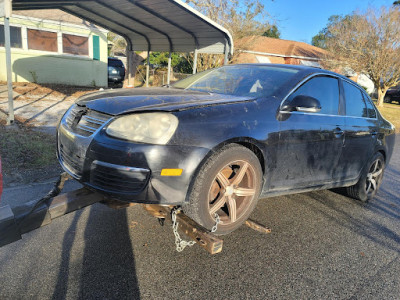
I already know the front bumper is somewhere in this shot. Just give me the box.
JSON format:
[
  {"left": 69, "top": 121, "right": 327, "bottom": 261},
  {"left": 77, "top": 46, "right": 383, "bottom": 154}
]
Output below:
[{"left": 57, "top": 108, "right": 210, "bottom": 205}]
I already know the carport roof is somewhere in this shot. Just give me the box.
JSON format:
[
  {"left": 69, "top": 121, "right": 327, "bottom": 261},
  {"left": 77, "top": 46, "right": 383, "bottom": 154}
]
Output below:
[{"left": 11, "top": 0, "right": 233, "bottom": 54}]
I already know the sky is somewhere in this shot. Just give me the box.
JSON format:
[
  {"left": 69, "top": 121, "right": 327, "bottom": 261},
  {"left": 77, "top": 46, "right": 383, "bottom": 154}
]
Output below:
[{"left": 265, "top": 0, "right": 396, "bottom": 44}]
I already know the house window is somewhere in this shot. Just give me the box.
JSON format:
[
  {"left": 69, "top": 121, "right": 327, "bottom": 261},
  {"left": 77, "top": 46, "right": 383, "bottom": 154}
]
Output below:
[
  {"left": 27, "top": 29, "right": 58, "bottom": 52},
  {"left": 62, "top": 33, "right": 89, "bottom": 56},
  {"left": 0, "top": 25, "right": 22, "bottom": 48}
]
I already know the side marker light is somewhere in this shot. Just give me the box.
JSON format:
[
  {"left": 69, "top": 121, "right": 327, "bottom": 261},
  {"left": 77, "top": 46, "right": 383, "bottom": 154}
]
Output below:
[{"left": 161, "top": 169, "right": 183, "bottom": 176}]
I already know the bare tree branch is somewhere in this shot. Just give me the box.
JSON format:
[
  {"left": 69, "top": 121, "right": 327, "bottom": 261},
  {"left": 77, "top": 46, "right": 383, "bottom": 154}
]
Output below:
[{"left": 325, "top": 7, "right": 400, "bottom": 106}]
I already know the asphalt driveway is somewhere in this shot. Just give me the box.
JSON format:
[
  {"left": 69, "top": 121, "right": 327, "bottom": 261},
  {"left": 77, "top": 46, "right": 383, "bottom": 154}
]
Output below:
[{"left": 0, "top": 136, "right": 399, "bottom": 299}]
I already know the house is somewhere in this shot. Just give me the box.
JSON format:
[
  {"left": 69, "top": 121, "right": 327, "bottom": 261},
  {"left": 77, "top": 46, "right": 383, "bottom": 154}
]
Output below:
[
  {"left": 0, "top": 9, "right": 108, "bottom": 87},
  {"left": 234, "top": 36, "right": 327, "bottom": 68},
  {"left": 234, "top": 36, "right": 375, "bottom": 94}
]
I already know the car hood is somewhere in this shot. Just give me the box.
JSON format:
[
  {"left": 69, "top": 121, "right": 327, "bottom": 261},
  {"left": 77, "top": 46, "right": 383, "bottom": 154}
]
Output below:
[{"left": 76, "top": 87, "right": 255, "bottom": 115}]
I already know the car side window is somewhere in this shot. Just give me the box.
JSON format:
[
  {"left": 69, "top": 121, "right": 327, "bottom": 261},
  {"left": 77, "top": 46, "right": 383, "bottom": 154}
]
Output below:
[
  {"left": 287, "top": 76, "right": 340, "bottom": 115},
  {"left": 343, "top": 81, "right": 368, "bottom": 118},
  {"left": 362, "top": 93, "right": 377, "bottom": 118}
]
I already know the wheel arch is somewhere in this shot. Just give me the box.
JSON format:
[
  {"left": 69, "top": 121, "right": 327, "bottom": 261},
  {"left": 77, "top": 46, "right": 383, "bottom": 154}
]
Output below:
[
  {"left": 378, "top": 149, "right": 386, "bottom": 162},
  {"left": 183, "top": 137, "right": 266, "bottom": 203},
  {"left": 207, "top": 137, "right": 265, "bottom": 174}
]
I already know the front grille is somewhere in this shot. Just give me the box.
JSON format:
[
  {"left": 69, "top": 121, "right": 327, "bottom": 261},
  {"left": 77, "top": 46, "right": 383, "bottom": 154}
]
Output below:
[
  {"left": 59, "top": 144, "right": 85, "bottom": 176},
  {"left": 90, "top": 161, "right": 149, "bottom": 194},
  {"left": 65, "top": 105, "right": 110, "bottom": 137},
  {"left": 66, "top": 105, "right": 81, "bottom": 127}
]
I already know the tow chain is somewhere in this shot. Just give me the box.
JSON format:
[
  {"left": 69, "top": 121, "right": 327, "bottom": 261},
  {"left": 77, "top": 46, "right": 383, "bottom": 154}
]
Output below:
[
  {"left": 171, "top": 207, "right": 221, "bottom": 252},
  {"left": 211, "top": 213, "right": 220, "bottom": 233}
]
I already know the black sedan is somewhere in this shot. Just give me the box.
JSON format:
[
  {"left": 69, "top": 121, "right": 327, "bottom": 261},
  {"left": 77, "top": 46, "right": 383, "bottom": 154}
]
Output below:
[
  {"left": 57, "top": 64, "right": 395, "bottom": 234},
  {"left": 384, "top": 85, "right": 400, "bottom": 104}
]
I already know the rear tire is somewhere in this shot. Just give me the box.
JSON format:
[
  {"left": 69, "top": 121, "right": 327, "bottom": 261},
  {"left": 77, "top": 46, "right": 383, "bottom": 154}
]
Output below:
[
  {"left": 182, "top": 144, "right": 262, "bottom": 235},
  {"left": 346, "top": 152, "right": 385, "bottom": 202}
]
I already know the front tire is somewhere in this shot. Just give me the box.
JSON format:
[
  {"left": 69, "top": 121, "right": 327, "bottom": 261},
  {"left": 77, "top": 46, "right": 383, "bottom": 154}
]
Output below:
[
  {"left": 183, "top": 144, "right": 263, "bottom": 235},
  {"left": 346, "top": 152, "right": 385, "bottom": 202}
]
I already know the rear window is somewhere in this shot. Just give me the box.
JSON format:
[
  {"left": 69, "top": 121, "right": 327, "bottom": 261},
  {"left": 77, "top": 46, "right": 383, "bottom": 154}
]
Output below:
[
  {"left": 363, "top": 93, "right": 377, "bottom": 118},
  {"left": 108, "top": 59, "right": 124, "bottom": 68}
]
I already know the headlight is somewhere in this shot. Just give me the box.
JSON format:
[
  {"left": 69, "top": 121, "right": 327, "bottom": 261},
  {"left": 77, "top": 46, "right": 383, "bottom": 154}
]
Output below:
[{"left": 106, "top": 113, "right": 179, "bottom": 145}]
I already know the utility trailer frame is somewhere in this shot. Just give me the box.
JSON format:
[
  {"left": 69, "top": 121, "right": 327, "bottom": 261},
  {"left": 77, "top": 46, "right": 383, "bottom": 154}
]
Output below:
[{"left": 0, "top": 173, "right": 271, "bottom": 254}]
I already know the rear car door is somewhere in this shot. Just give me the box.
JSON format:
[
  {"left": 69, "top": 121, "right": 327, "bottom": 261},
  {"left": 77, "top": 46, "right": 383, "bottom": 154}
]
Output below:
[
  {"left": 272, "top": 75, "right": 345, "bottom": 190},
  {"left": 335, "top": 80, "right": 379, "bottom": 181}
]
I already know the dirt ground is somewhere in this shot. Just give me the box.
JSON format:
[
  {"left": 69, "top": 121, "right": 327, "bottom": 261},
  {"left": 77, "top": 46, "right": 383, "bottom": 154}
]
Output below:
[
  {"left": 0, "top": 81, "right": 98, "bottom": 102},
  {"left": 0, "top": 82, "right": 102, "bottom": 133},
  {"left": 0, "top": 82, "right": 101, "bottom": 187}
]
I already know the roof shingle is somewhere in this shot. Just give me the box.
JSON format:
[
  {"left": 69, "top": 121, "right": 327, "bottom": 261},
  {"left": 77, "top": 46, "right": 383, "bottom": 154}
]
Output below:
[{"left": 236, "top": 36, "right": 328, "bottom": 59}]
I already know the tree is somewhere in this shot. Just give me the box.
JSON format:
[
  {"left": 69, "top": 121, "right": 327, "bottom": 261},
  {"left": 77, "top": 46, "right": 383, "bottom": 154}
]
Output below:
[
  {"left": 311, "top": 15, "right": 343, "bottom": 49},
  {"left": 186, "top": 0, "right": 273, "bottom": 40},
  {"left": 394, "top": 1, "right": 400, "bottom": 5},
  {"left": 107, "top": 32, "right": 127, "bottom": 56},
  {"left": 149, "top": 52, "right": 192, "bottom": 73},
  {"left": 262, "top": 25, "right": 280, "bottom": 38},
  {"left": 324, "top": 7, "right": 400, "bottom": 107},
  {"left": 185, "top": 0, "right": 276, "bottom": 71}
]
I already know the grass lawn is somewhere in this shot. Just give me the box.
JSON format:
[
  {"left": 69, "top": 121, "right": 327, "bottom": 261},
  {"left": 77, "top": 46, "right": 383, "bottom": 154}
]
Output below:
[
  {"left": 0, "top": 126, "right": 55, "bottom": 172},
  {"left": 0, "top": 118, "right": 60, "bottom": 186},
  {"left": 376, "top": 102, "right": 400, "bottom": 132}
]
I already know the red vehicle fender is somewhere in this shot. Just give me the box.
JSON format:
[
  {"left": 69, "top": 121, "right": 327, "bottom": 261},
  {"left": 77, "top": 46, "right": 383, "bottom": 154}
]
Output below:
[{"left": 0, "top": 157, "right": 3, "bottom": 203}]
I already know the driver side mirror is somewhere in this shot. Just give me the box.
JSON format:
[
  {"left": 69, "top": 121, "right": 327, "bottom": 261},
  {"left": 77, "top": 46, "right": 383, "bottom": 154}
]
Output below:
[{"left": 281, "top": 95, "right": 322, "bottom": 113}]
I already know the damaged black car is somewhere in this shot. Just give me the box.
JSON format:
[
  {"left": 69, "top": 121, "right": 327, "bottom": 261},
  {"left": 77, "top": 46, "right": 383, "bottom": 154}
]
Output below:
[{"left": 57, "top": 64, "right": 395, "bottom": 234}]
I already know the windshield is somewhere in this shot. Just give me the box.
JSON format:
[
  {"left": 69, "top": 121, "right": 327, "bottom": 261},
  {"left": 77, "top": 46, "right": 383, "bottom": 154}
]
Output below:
[{"left": 173, "top": 65, "right": 299, "bottom": 97}]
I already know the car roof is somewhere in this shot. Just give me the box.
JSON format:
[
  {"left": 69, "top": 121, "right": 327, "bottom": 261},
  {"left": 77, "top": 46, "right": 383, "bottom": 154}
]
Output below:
[{"left": 228, "top": 63, "right": 348, "bottom": 80}]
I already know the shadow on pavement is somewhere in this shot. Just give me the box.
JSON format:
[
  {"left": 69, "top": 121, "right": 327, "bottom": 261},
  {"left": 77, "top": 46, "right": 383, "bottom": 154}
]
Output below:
[
  {"left": 51, "top": 204, "right": 141, "bottom": 299},
  {"left": 302, "top": 189, "right": 400, "bottom": 253}
]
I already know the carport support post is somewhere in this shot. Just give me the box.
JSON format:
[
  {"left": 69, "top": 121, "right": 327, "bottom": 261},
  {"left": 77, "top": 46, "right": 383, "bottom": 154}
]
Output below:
[
  {"left": 4, "top": 17, "right": 14, "bottom": 124},
  {"left": 224, "top": 41, "right": 229, "bottom": 65},
  {"left": 127, "top": 49, "right": 134, "bottom": 87},
  {"left": 167, "top": 52, "right": 172, "bottom": 85},
  {"left": 146, "top": 50, "right": 150, "bottom": 87},
  {"left": 193, "top": 49, "right": 198, "bottom": 74}
]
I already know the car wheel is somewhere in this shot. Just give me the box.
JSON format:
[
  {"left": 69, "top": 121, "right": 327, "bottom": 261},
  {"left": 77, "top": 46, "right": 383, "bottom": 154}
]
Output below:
[
  {"left": 346, "top": 152, "right": 385, "bottom": 202},
  {"left": 182, "top": 144, "right": 262, "bottom": 235}
]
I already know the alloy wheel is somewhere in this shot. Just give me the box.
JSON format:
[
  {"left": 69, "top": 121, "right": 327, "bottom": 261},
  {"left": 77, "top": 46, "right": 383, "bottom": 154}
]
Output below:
[
  {"left": 365, "top": 158, "right": 383, "bottom": 196},
  {"left": 208, "top": 160, "right": 257, "bottom": 225}
]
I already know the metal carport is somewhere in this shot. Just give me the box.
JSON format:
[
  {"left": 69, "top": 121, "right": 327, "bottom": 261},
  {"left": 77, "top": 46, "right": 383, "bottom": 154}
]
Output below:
[{"left": 1, "top": 0, "right": 233, "bottom": 124}]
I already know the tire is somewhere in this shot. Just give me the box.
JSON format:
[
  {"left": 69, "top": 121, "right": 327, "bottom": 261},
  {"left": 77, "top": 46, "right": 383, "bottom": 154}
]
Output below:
[
  {"left": 182, "top": 144, "right": 263, "bottom": 235},
  {"left": 346, "top": 152, "right": 385, "bottom": 202}
]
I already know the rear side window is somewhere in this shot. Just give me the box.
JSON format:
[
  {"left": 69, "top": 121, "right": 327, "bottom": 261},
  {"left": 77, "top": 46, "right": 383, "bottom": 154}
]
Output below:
[
  {"left": 363, "top": 94, "right": 377, "bottom": 118},
  {"left": 108, "top": 59, "right": 124, "bottom": 68},
  {"left": 343, "top": 81, "right": 367, "bottom": 118},
  {"left": 288, "top": 76, "right": 340, "bottom": 115}
]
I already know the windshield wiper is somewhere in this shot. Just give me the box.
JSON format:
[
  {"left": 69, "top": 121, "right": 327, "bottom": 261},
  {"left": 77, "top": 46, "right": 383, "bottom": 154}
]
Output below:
[{"left": 162, "top": 84, "right": 185, "bottom": 89}]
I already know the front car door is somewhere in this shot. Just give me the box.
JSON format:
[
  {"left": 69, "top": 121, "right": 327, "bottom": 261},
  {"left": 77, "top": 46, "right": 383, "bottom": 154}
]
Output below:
[
  {"left": 271, "top": 75, "right": 346, "bottom": 191},
  {"left": 335, "top": 80, "right": 379, "bottom": 182}
]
